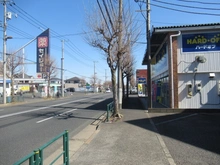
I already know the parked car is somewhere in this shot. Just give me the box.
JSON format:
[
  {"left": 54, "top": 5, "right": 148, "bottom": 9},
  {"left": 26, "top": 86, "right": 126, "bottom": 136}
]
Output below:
[
  {"left": 64, "top": 87, "right": 75, "bottom": 93},
  {"left": 130, "top": 87, "right": 137, "bottom": 94}
]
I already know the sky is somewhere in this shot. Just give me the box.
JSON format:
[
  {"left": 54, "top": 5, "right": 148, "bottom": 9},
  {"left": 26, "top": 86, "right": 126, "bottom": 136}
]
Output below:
[{"left": 0, "top": 0, "right": 220, "bottom": 83}]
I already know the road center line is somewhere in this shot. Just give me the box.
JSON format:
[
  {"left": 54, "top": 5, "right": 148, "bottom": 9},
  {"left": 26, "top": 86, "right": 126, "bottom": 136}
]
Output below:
[
  {"left": 36, "top": 108, "right": 78, "bottom": 124},
  {"left": 0, "top": 97, "right": 89, "bottom": 119}
]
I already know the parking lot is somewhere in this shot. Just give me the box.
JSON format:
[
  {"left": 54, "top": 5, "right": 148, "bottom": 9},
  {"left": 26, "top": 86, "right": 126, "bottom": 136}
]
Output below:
[{"left": 148, "top": 112, "right": 220, "bottom": 165}]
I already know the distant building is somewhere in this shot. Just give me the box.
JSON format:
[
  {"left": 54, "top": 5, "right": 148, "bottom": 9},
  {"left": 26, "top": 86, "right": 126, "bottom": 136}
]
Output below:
[
  {"left": 14, "top": 73, "right": 34, "bottom": 84},
  {"left": 50, "top": 78, "right": 61, "bottom": 84},
  {"left": 136, "top": 69, "right": 147, "bottom": 82},
  {"left": 64, "top": 77, "right": 82, "bottom": 90}
]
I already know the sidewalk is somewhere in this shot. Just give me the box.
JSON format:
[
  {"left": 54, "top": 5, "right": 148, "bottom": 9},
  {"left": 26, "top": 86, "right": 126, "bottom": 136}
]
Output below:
[{"left": 69, "top": 95, "right": 173, "bottom": 165}]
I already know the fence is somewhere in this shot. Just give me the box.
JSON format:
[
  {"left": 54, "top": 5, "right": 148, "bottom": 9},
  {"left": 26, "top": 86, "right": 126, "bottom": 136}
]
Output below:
[
  {"left": 14, "top": 130, "right": 69, "bottom": 165},
  {"left": 0, "top": 95, "right": 24, "bottom": 104},
  {"left": 106, "top": 101, "right": 114, "bottom": 122}
]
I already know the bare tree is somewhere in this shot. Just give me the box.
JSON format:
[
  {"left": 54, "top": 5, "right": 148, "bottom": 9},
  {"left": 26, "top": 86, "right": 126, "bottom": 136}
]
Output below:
[
  {"left": 121, "top": 52, "right": 135, "bottom": 98},
  {"left": 4, "top": 52, "right": 23, "bottom": 102},
  {"left": 130, "top": 75, "right": 136, "bottom": 88},
  {"left": 84, "top": 0, "right": 140, "bottom": 118},
  {"left": 43, "top": 56, "right": 58, "bottom": 98},
  {"left": 97, "top": 78, "right": 102, "bottom": 91},
  {"left": 103, "top": 80, "right": 112, "bottom": 89},
  {"left": 90, "top": 74, "right": 98, "bottom": 87},
  {"left": 80, "top": 77, "right": 86, "bottom": 87}
]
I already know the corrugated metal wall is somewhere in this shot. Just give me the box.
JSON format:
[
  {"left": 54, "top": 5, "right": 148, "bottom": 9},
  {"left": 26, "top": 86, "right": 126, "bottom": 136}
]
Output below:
[
  {"left": 177, "top": 35, "right": 220, "bottom": 109},
  {"left": 178, "top": 73, "right": 220, "bottom": 108}
]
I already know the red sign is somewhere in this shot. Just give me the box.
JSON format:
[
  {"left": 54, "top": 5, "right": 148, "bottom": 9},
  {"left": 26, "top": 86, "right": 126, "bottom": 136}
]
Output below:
[
  {"left": 38, "top": 37, "right": 48, "bottom": 48},
  {"left": 36, "top": 73, "right": 42, "bottom": 79}
]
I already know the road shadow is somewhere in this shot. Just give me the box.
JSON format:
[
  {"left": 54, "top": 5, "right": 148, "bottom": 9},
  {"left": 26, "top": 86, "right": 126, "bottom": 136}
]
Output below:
[
  {"left": 122, "top": 96, "right": 144, "bottom": 110},
  {"left": 123, "top": 95, "right": 220, "bottom": 156}
]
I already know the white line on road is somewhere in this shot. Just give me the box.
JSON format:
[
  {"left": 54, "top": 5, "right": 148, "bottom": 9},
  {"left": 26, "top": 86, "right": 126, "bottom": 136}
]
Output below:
[
  {"left": 36, "top": 117, "right": 54, "bottom": 123},
  {"left": 146, "top": 113, "right": 176, "bottom": 165},
  {"left": 0, "top": 98, "right": 89, "bottom": 119},
  {"left": 155, "top": 113, "right": 198, "bottom": 126},
  {"left": 36, "top": 108, "right": 78, "bottom": 124},
  {"left": 58, "top": 108, "right": 78, "bottom": 116}
]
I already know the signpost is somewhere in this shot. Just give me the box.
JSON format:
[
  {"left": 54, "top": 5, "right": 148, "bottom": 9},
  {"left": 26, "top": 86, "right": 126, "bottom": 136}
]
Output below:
[
  {"left": 138, "top": 78, "right": 147, "bottom": 97},
  {"left": 86, "top": 83, "right": 90, "bottom": 90}
]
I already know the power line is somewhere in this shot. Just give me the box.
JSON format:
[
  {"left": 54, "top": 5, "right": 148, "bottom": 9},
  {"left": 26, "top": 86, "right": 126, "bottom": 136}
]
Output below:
[
  {"left": 6, "top": 3, "right": 103, "bottom": 75},
  {"left": 7, "top": 24, "right": 35, "bottom": 38},
  {"left": 153, "top": 0, "right": 220, "bottom": 11},
  {"left": 177, "top": 0, "right": 220, "bottom": 5},
  {"left": 4, "top": 1, "right": 113, "bottom": 80},
  {"left": 150, "top": 2, "right": 220, "bottom": 16}
]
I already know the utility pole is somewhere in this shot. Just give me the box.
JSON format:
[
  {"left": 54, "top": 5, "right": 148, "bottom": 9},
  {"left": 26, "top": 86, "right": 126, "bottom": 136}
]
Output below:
[
  {"left": 105, "top": 69, "right": 107, "bottom": 87},
  {"left": 22, "top": 48, "right": 25, "bottom": 79},
  {"left": 3, "top": 0, "right": 7, "bottom": 104},
  {"left": 118, "top": 0, "right": 123, "bottom": 109},
  {"left": 93, "top": 61, "right": 98, "bottom": 92},
  {"left": 134, "top": 0, "right": 152, "bottom": 108},
  {"left": 61, "top": 40, "right": 65, "bottom": 97},
  {"left": 2, "top": 0, "right": 15, "bottom": 104},
  {"left": 146, "top": 0, "right": 152, "bottom": 108}
]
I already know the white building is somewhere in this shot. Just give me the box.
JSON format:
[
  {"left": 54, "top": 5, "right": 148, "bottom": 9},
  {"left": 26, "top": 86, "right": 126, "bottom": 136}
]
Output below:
[{"left": 143, "top": 23, "right": 220, "bottom": 109}]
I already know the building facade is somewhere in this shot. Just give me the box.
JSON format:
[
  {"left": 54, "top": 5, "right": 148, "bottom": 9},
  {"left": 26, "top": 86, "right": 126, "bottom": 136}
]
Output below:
[
  {"left": 136, "top": 69, "right": 147, "bottom": 97},
  {"left": 143, "top": 23, "right": 220, "bottom": 109}
]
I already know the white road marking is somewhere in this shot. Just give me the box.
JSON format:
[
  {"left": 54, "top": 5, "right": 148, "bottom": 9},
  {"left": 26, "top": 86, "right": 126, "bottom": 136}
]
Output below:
[
  {"left": 0, "top": 98, "right": 88, "bottom": 119},
  {"left": 58, "top": 108, "right": 78, "bottom": 116},
  {"left": 36, "top": 108, "right": 78, "bottom": 124},
  {"left": 146, "top": 113, "right": 176, "bottom": 165},
  {"left": 36, "top": 117, "right": 54, "bottom": 123},
  {"left": 155, "top": 113, "right": 198, "bottom": 126}
]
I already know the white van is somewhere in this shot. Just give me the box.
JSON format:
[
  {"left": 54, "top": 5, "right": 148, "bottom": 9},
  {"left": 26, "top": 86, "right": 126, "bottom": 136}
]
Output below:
[{"left": 0, "top": 80, "right": 11, "bottom": 97}]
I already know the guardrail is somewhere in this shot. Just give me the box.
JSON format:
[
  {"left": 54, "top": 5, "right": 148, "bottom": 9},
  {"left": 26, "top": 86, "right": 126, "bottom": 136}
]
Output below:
[
  {"left": 14, "top": 130, "right": 69, "bottom": 165},
  {"left": 106, "top": 101, "right": 114, "bottom": 122}
]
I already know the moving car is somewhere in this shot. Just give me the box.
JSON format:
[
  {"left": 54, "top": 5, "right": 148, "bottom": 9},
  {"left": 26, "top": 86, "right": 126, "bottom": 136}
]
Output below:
[{"left": 105, "top": 88, "right": 111, "bottom": 93}]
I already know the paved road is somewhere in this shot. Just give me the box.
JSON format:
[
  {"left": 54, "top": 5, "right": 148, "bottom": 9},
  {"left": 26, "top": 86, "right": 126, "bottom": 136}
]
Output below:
[
  {"left": 0, "top": 93, "right": 112, "bottom": 165},
  {"left": 149, "top": 112, "right": 220, "bottom": 165}
]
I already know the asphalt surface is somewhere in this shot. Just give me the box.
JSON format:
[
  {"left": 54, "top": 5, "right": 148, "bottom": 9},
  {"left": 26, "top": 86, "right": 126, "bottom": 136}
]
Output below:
[
  {"left": 149, "top": 112, "right": 220, "bottom": 165},
  {"left": 0, "top": 92, "right": 112, "bottom": 165},
  {"left": 70, "top": 95, "right": 220, "bottom": 165},
  {"left": 1, "top": 93, "right": 220, "bottom": 165}
]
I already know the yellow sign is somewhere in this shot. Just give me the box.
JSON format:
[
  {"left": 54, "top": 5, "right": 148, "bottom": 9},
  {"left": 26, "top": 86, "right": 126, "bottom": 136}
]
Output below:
[{"left": 19, "top": 86, "right": 30, "bottom": 92}]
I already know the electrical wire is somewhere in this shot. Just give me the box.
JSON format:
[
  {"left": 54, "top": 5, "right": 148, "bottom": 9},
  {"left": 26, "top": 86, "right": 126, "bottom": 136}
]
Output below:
[
  {"left": 150, "top": 2, "right": 220, "bottom": 16},
  {"left": 153, "top": 0, "right": 220, "bottom": 11},
  {"left": 5, "top": 2, "right": 107, "bottom": 78},
  {"left": 7, "top": 24, "right": 35, "bottom": 39},
  {"left": 177, "top": 0, "right": 220, "bottom": 5},
  {"left": 9, "top": 3, "right": 98, "bottom": 63}
]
